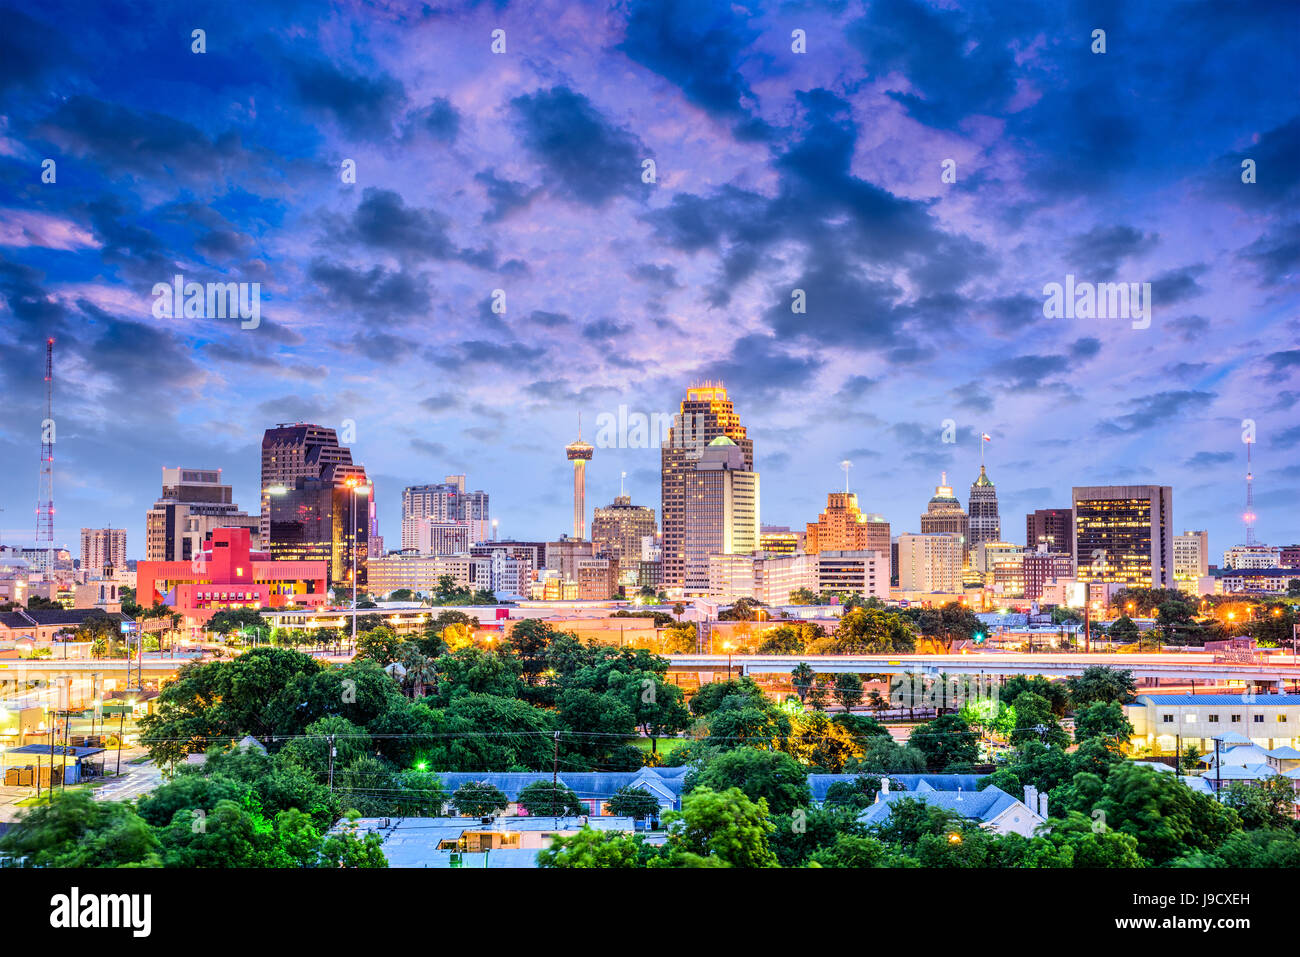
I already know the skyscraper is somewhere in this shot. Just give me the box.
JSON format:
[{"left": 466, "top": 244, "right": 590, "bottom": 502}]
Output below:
[
  {"left": 967, "top": 466, "right": 1001, "bottom": 547},
  {"left": 80, "top": 527, "right": 127, "bottom": 574},
  {"left": 1174, "top": 530, "right": 1209, "bottom": 581},
  {"left": 1026, "top": 508, "right": 1074, "bottom": 554},
  {"left": 682, "top": 436, "right": 759, "bottom": 595},
  {"left": 805, "top": 492, "right": 890, "bottom": 556},
  {"left": 267, "top": 465, "right": 370, "bottom": 589},
  {"left": 401, "top": 475, "right": 489, "bottom": 549},
  {"left": 260, "top": 424, "right": 360, "bottom": 543},
  {"left": 591, "top": 495, "right": 657, "bottom": 582},
  {"left": 145, "top": 467, "right": 260, "bottom": 563},
  {"left": 661, "top": 382, "right": 753, "bottom": 590},
  {"left": 566, "top": 422, "right": 594, "bottom": 540},
  {"left": 920, "top": 473, "right": 969, "bottom": 555},
  {"left": 1072, "top": 485, "right": 1174, "bottom": 588}
]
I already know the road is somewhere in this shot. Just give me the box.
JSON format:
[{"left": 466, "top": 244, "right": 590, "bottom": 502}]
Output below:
[{"left": 93, "top": 756, "right": 163, "bottom": 803}]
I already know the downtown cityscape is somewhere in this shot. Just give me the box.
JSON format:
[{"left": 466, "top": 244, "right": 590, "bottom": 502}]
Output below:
[{"left": 0, "top": 0, "right": 1298, "bottom": 933}]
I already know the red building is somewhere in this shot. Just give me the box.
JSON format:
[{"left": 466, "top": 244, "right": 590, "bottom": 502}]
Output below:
[{"left": 136, "top": 527, "right": 328, "bottom": 633}]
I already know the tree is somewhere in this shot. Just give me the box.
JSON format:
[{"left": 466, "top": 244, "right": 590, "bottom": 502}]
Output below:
[
  {"left": 1001, "top": 675, "right": 1069, "bottom": 715},
  {"left": 451, "top": 781, "right": 509, "bottom": 817},
  {"left": 517, "top": 781, "right": 584, "bottom": 818},
  {"left": 1066, "top": 667, "right": 1137, "bottom": 707},
  {"left": 0, "top": 791, "right": 161, "bottom": 868},
  {"left": 1008, "top": 692, "right": 1070, "bottom": 749},
  {"left": 908, "top": 714, "right": 979, "bottom": 770},
  {"left": 607, "top": 786, "right": 661, "bottom": 820},
  {"left": 788, "top": 587, "right": 818, "bottom": 605},
  {"left": 355, "top": 626, "right": 404, "bottom": 665},
  {"left": 538, "top": 827, "right": 652, "bottom": 868},
  {"left": 832, "top": 672, "right": 864, "bottom": 711},
  {"left": 660, "top": 623, "right": 698, "bottom": 654},
  {"left": 1107, "top": 616, "right": 1140, "bottom": 643},
  {"left": 1221, "top": 777, "right": 1297, "bottom": 831},
  {"left": 1092, "top": 763, "right": 1239, "bottom": 865},
  {"left": 1073, "top": 701, "right": 1133, "bottom": 748},
  {"left": 690, "top": 676, "right": 766, "bottom": 716},
  {"left": 832, "top": 607, "right": 916, "bottom": 654},
  {"left": 691, "top": 748, "right": 810, "bottom": 816},
  {"left": 790, "top": 662, "right": 815, "bottom": 703},
  {"left": 205, "top": 607, "right": 266, "bottom": 637},
  {"left": 318, "top": 815, "right": 389, "bottom": 867},
  {"left": 660, "top": 787, "right": 778, "bottom": 868}
]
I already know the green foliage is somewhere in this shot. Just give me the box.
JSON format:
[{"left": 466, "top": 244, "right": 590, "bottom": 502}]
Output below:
[
  {"left": 908, "top": 714, "right": 979, "bottom": 770},
  {"left": 1066, "top": 666, "right": 1138, "bottom": 707},
  {"left": 0, "top": 790, "right": 160, "bottom": 867},
  {"left": 537, "top": 827, "right": 653, "bottom": 867},
  {"left": 517, "top": 781, "right": 584, "bottom": 817},
  {"left": 451, "top": 781, "right": 509, "bottom": 817},
  {"left": 660, "top": 787, "right": 778, "bottom": 868},
  {"left": 606, "top": 786, "right": 661, "bottom": 819},
  {"left": 1073, "top": 701, "right": 1134, "bottom": 746},
  {"left": 691, "top": 748, "right": 810, "bottom": 816},
  {"left": 832, "top": 607, "right": 916, "bottom": 654}
]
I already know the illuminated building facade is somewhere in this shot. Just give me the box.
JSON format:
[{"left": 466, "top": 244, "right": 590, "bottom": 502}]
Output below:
[
  {"left": 80, "top": 527, "right": 126, "bottom": 575},
  {"left": 805, "top": 493, "right": 890, "bottom": 556},
  {"left": 1026, "top": 508, "right": 1074, "bottom": 554},
  {"left": 401, "top": 476, "right": 489, "bottom": 549},
  {"left": 682, "top": 436, "right": 759, "bottom": 596},
  {"left": 1072, "top": 485, "right": 1174, "bottom": 588},
  {"left": 661, "top": 383, "right": 754, "bottom": 590},
  {"left": 566, "top": 426, "right": 594, "bottom": 540},
  {"left": 267, "top": 466, "right": 370, "bottom": 589},
  {"left": 136, "top": 527, "right": 327, "bottom": 632},
  {"left": 920, "top": 474, "right": 969, "bottom": 558},
  {"left": 897, "top": 533, "right": 964, "bottom": 593},
  {"left": 590, "top": 495, "right": 658, "bottom": 582},
  {"left": 758, "top": 526, "right": 800, "bottom": 555},
  {"left": 1223, "top": 544, "right": 1281, "bottom": 570},
  {"left": 967, "top": 466, "right": 1001, "bottom": 548},
  {"left": 1174, "top": 530, "right": 1209, "bottom": 581},
  {"left": 1022, "top": 550, "right": 1077, "bottom": 601},
  {"left": 145, "top": 467, "right": 260, "bottom": 562},
  {"left": 260, "top": 424, "right": 360, "bottom": 545}
]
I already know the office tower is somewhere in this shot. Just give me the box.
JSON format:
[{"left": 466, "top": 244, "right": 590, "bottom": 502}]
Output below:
[
  {"left": 411, "top": 520, "right": 471, "bottom": 556},
  {"left": 566, "top": 423, "right": 594, "bottom": 540},
  {"left": 80, "top": 527, "right": 127, "bottom": 575},
  {"left": 1174, "top": 530, "right": 1209, "bottom": 581},
  {"left": 402, "top": 476, "right": 490, "bottom": 548},
  {"left": 1072, "top": 485, "right": 1174, "bottom": 588},
  {"left": 661, "top": 382, "right": 754, "bottom": 590},
  {"left": 896, "top": 533, "right": 964, "bottom": 593},
  {"left": 260, "top": 424, "right": 360, "bottom": 544},
  {"left": 967, "top": 466, "right": 1001, "bottom": 547},
  {"left": 920, "top": 473, "right": 969, "bottom": 557},
  {"left": 1223, "top": 544, "right": 1281, "bottom": 569},
  {"left": 1026, "top": 508, "right": 1074, "bottom": 555},
  {"left": 1280, "top": 545, "right": 1300, "bottom": 569},
  {"left": 145, "top": 467, "right": 261, "bottom": 563},
  {"left": 590, "top": 495, "right": 658, "bottom": 581},
  {"left": 758, "top": 526, "right": 799, "bottom": 555},
  {"left": 267, "top": 464, "right": 370, "bottom": 589},
  {"left": 367, "top": 497, "right": 384, "bottom": 558},
  {"left": 682, "top": 436, "right": 759, "bottom": 595},
  {"left": 1022, "top": 550, "right": 1077, "bottom": 601},
  {"left": 805, "top": 492, "right": 889, "bottom": 556}
]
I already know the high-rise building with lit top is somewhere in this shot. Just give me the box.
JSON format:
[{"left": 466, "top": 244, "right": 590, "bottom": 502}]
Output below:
[
  {"left": 1072, "top": 485, "right": 1174, "bottom": 588},
  {"left": 661, "top": 382, "right": 754, "bottom": 590}
]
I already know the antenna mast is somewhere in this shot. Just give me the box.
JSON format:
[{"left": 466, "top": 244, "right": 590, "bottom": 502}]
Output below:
[{"left": 1244, "top": 438, "right": 1256, "bottom": 546}]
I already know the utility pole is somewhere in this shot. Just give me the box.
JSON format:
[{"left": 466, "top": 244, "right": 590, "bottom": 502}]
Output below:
[
  {"left": 1214, "top": 736, "right": 1222, "bottom": 796},
  {"left": 552, "top": 730, "right": 560, "bottom": 828},
  {"left": 327, "top": 733, "right": 337, "bottom": 792}
]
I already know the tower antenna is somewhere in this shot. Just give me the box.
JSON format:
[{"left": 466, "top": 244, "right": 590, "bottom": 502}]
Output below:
[{"left": 839, "top": 460, "right": 852, "bottom": 493}]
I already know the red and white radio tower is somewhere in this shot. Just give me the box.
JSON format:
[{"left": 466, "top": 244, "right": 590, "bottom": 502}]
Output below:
[{"left": 35, "top": 338, "right": 55, "bottom": 566}]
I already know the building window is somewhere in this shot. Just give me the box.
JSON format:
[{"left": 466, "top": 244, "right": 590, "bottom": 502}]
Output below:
[
  {"left": 1253, "top": 714, "right": 1264, "bottom": 723},
  {"left": 1208, "top": 714, "right": 1219, "bottom": 723},
  {"left": 1184, "top": 714, "right": 1196, "bottom": 723},
  {"left": 1278, "top": 715, "right": 1288, "bottom": 723},
  {"left": 1161, "top": 714, "right": 1174, "bottom": 723},
  {"left": 1231, "top": 714, "right": 1242, "bottom": 723}
]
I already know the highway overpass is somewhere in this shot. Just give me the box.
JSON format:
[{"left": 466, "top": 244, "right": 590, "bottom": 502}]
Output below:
[{"left": 666, "top": 652, "right": 1300, "bottom": 685}]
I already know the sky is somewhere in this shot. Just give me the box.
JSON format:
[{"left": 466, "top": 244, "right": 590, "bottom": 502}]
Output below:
[{"left": 0, "top": 0, "right": 1297, "bottom": 562}]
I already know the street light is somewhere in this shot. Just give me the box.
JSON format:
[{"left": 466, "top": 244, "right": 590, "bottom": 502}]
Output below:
[{"left": 345, "top": 480, "right": 371, "bottom": 648}]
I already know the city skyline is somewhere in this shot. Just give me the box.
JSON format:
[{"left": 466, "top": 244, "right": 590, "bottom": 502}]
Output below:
[{"left": 1, "top": 1, "right": 1297, "bottom": 556}]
